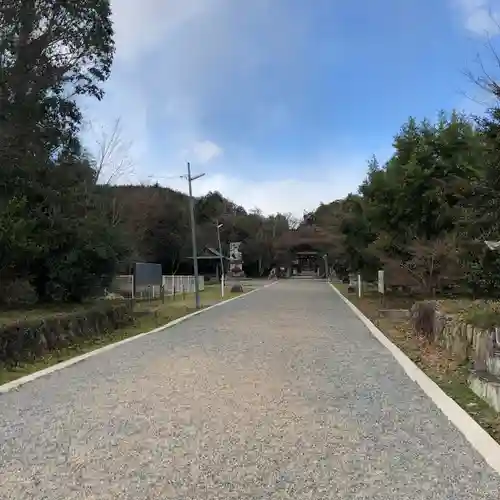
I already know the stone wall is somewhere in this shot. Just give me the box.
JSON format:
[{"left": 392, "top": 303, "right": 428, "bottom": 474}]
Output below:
[
  {"left": 410, "top": 301, "right": 496, "bottom": 368},
  {"left": 410, "top": 300, "right": 500, "bottom": 411}
]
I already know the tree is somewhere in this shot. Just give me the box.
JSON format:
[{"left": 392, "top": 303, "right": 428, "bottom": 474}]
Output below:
[
  {"left": 370, "top": 234, "right": 462, "bottom": 295},
  {"left": 306, "top": 112, "right": 486, "bottom": 291},
  {"left": 196, "top": 191, "right": 246, "bottom": 224},
  {"left": 239, "top": 213, "right": 274, "bottom": 276},
  {"left": 0, "top": 0, "right": 120, "bottom": 303},
  {"left": 0, "top": 0, "right": 114, "bottom": 163},
  {"left": 0, "top": 196, "right": 39, "bottom": 283},
  {"left": 360, "top": 113, "right": 481, "bottom": 243},
  {"left": 26, "top": 149, "right": 129, "bottom": 301},
  {"left": 90, "top": 118, "right": 134, "bottom": 185},
  {"left": 145, "top": 198, "right": 191, "bottom": 274}
]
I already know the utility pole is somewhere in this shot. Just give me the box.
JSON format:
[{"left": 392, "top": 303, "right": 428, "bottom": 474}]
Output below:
[
  {"left": 216, "top": 220, "right": 224, "bottom": 298},
  {"left": 185, "top": 162, "right": 205, "bottom": 309}
]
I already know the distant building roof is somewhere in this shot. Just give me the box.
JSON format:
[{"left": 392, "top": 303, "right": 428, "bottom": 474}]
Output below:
[{"left": 188, "top": 246, "right": 229, "bottom": 260}]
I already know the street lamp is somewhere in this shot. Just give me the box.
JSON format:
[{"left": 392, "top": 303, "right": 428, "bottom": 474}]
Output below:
[{"left": 216, "top": 220, "right": 224, "bottom": 298}]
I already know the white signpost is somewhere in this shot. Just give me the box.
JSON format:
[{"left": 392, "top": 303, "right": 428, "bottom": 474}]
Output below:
[
  {"left": 378, "top": 269, "right": 385, "bottom": 294},
  {"left": 378, "top": 269, "right": 385, "bottom": 306}
]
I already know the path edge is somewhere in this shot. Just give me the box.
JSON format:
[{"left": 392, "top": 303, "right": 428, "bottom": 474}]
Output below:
[
  {"left": 0, "top": 281, "right": 277, "bottom": 394},
  {"left": 329, "top": 282, "right": 500, "bottom": 476}
]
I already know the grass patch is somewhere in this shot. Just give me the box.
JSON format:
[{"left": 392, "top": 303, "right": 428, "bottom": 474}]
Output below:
[
  {"left": 0, "top": 302, "right": 92, "bottom": 326},
  {"left": 0, "top": 285, "right": 245, "bottom": 386},
  {"left": 333, "top": 283, "right": 500, "bottom": 444},
  {"left": 458, "top": 301, "right": 500, "bottom": 330}
]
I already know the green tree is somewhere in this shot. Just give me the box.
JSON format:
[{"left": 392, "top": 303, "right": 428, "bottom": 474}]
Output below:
[
  {"left": 0, "top": 0, "right": 120, "bottom": 303},
  {"left": 308, "top": 112, "right": 485, "bottom": 292},
  {"left": 0, "top": 0, "right": 114, "bottom": 162}
]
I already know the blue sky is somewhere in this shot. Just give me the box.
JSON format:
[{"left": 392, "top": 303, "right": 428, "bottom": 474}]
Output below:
[{"left": 82, "top": 0, "right": 500, "bottom": 216}]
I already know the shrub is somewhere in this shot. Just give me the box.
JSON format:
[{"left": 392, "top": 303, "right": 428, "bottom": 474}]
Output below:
[
  {"left": 230, "top": 283, "right": 244, "bottom": 293},
  {"left": 461, "top": 301, "right": 500, "bottom": 330},
  {"left": 463, "top": 251, "right": 500, "bottom": 299},
  {"left": 0, "top": 279, "right": 38, "bottom": 307},
  {"left": 0, "top": 301, "right": 134, "bottom": 367},
  {"left": 410, "top": 300, "right": 437, "bottom": 340}
]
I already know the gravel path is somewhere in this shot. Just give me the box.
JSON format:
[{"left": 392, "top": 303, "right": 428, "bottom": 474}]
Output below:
[{"left": 1, "top": 279, "right": 500, "bottom": 499}]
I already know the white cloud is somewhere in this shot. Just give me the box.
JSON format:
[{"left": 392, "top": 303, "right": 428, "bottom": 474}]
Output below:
[
  {"left": 91, "top": 0, "right": 307, "bottom": 155},
  {"left": 190, "top": 140, "right": 223, "bottom": 165},
  {"left": 80, "top": 1, "right": 372, "bottom": 215},
  {"left": 111, "top": 0, "right": 214, "bottom": 63},
  {"left": 158, "top": 151, "right": 387, "bottom": 218},
  {"left": 454, "top": 0, "right": 500, "bottom": 35},
  {"left": 181, "top": 174, "right": 362, "bottom": 218}
]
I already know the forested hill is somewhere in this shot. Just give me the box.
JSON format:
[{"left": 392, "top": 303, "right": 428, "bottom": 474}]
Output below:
[{"left": 101, "top": 185, "right": 296, "bottom": 277}]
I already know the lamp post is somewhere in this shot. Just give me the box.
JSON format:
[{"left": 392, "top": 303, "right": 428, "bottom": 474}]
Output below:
[{"left": 216, "top": 220, "right": 224, "bottom": 298}]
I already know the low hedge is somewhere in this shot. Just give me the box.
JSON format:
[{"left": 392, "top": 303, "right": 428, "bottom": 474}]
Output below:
[{"left": 0, "top": 301, "right": 134, "bottom": 367}]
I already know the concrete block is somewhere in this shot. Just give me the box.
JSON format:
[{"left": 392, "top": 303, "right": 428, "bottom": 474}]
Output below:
[{"left": 469, "top": 371, "right": 500, "bottom": 413}]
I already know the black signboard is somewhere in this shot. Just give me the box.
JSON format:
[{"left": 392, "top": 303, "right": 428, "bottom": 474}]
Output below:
[{"left": 133, "top": 262, "right": 162, "bottom": 296}]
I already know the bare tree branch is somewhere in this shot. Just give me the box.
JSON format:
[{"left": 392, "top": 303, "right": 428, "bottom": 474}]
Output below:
[
  {"left": 91, "top": 118, "right": 134, "bottom": 185},
  {"left": 464, "top": 15, "right": 500, "bottom": 103}
]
